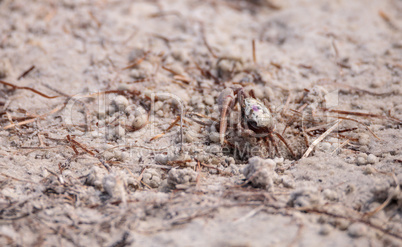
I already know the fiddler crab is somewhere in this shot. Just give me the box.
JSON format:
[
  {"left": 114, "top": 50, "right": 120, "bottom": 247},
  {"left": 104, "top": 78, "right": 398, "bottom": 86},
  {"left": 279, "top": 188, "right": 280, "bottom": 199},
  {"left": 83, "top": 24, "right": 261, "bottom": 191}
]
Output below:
[{"left": 217, "top": 87, "right": 295, "bottom": 158}]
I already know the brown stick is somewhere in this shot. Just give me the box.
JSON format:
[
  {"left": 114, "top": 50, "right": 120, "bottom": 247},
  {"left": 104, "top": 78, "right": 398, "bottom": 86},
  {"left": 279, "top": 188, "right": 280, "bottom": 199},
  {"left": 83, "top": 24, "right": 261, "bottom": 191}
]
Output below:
[
  {"left": 122, "top": 51, "right": 149, "bottom": 70},
  {"left": 252, "top": 39, "right": 257, "bottom": 64},
  {"left": 17, "top": 65, "right": 35, "bottom": 80},
  {"left": 66, "top": 135, "right": 79, "bottom": 155},
  {"left": 0, "top": 80, "right": 61, "bottom": 99},
  {"left": 324, "top": 108, "right": 401, "bottom": 123},
  {"left": 201, "top": 25, "right": 218, "bottom": 58}
]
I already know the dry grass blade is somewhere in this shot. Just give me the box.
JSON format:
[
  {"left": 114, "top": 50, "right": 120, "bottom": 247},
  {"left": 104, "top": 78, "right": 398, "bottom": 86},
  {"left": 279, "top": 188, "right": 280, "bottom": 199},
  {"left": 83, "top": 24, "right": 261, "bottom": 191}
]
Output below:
[
  {"left": 378, "top": 10, "right": 399, "bottom": 30},
  {"left": 325, "top": 108, "right": 401, "bottom": 123},
  {"left": 296, "top": 205, "right": 402, "bottom": 241},
  {"left": 162, "top": 65, "right": 181, "bottom": 76},
  {"left": 252, "top": 39, "right": 257, "bottom": 64},
  {"left": 331, "top": 139, "right": 350, "bottom": 155},
  {"left": 67, "top": 135, "right": 79, "bottom": 155},
  {"left": 173, "top": 75, "right": 191, "bottom": 84},
  {"left": 280, "top": 94, "right": 292, "bottom": 115},
  {"left": 0, "top": 173, "right": 37, "bottom": 184},
  {"left": 365, "top": 173, "right": 399, "bottom": 218},
  {"left": 149, "top": 116, "right": 181, "bottom": 142},
  {"left": 201, "top": 24, "right": 218, "bottom": 58},
  {"left": 166, "top": 160, "right": 192, "bottom": 166},
  {"left": 101, "top": 144, "right": 170, "bottom": 154},
  {"left": 149, "top": 133, "right": 166, "bottom": 142},
  {"left": 3, "top": 103, "right": 66, "bottom": 130},
  {"left": 234, "top": 205, "right": 264, "bottom": 223},
  {"left": 317, "top": 81, "right": 396, "bottom": 97},
  {"left": 303, "top": 119, "right": 343, "bottom": 158},
  {"left": 287, "top": 223, "right": 304, "bottom": 247},
  {"left": 3, "top": 118, "right": 36, "bottom": 130},
  {"left": 18, "top": 146, "right": 65, "bottom": 150},
  {"left": 331, "top": 116, "right": 380, "bottom": 140},
  {"left": 67, "top": 135, "right": 96, "bottom": 156},
  {"left": 122, "top": 52, "right": 149, "bottom": 70},
  {"left": 187, "top": 112, "right": 217, "bottom": 122}
]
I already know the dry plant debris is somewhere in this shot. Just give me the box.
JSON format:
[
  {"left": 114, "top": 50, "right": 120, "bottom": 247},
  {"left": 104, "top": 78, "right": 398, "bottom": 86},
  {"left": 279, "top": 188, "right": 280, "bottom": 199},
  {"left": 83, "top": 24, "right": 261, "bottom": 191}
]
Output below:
[{"left": 0, "top": 0, "right": 401, "bottom": 246}]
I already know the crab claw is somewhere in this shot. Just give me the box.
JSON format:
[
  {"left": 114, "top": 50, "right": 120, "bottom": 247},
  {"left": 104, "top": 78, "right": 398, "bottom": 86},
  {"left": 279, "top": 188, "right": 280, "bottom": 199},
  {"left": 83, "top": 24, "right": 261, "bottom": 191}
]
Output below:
[{"left": 217, "top": 88, "right": 235, "bottom": 145}]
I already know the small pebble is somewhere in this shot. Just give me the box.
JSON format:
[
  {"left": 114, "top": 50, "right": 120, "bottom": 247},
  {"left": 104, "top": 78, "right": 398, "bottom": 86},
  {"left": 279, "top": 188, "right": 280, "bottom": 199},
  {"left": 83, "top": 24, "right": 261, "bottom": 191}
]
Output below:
[
  {"left": 142, "top": 169, "right": 162, "bottom": 188},
  {"left": 114, "top": 125, "right": 126, "bottom": 139},
  {"left": 91, "top": 131, "right": 102, "bottom": 138},
  {"left": 210, "top": 157, "right": 221, "bottom": 166},
  {"left": 348, "top": 223, "right": 367, "bottom": 238},
  {"left": 184, "top": 130, "right": 195, "bottom": 143},
  {"left": 0, "top": 59, "right": 13, "bottom": 79},
  {"left": 264, "top": 87, "right": 274, "bottom": 101},
  {"left": 204, "top": 95, "right": 215, "bottom": 106},
  {"left": 155, "top": 154, "right": 169, "bottom": 164},
  {"left": 335, "top": 218, "right": 350, "bottom": 230},
  {"left": 358, "top": 133, "right": 370, "bottom": 146},
  {"left": 190, "top": 95, "right": 201, "bottom": 105},
  {"left": 345, "top": 184, "right": 355, "bottom": 194},
  {"left": 113, "top": 95, "right": 129, "bottom": 111},
  {"left": 117, "top": 83, "right": 130, "bottom": 91},
  {"left": 154, "top": 101, "right": 164, "bottom": 112},
  {"left": 281, "top": 175, "right": 295, "bottom": 188},
  {"left": 209, "top": 132, "right": 220, "bottom": 143},
  {"left": 132, "top": 114, "right": 148, "bottom": 129},
  {"left": 171, "top": 49, "right": 189, "bottom": 62},
  {"left": 319, "top": 224, "right": 332, "bottom": 236},
  {"left": 97, "top": 120, "right": 105, "bottom": 127},
  {"left": 224, "top": 164, "right": 239, "bottom": 175},
  {"left": 167, "top": 168, "right": 197, "bottom": 189},
  {"left": 195, "top": 153, "right": 209, "bottom": 163},
  {"left": 273, "top": 157, "right": 284, "bottom": 166},
  {"left": 113, "top": 150, "right": 123, "bottom": 161},
  {"left": 208, "top": 144, "right": 222, "bottom": 154},
  {"left": 356, "top": 156, "right": 367, "bottom": 166},
  {"left": 319, "top": 142, "right": 331, "bottom": 151},
  {"left": 107, "top": 104, "right": 117, "bottom": 115},
  {"left": 102, "top": 175, "right": 117, "bottom": 196},
  {"left": 156, "top": 109, "right": 164, "bottom": 117},
  {"left": 96, "top": 108, "right": 107, "bottom": 119},
  {"left": 94, "top": 180, "right": 102, "bottom": 190},
  {"left": 217, "top": 60, "right": 233, "bottom": 79},
  {"left": 103, "top": 151, "right": 115, "bottom": 161},
  {"left": 249, "top": 86, "right": 264, "bottom": 99},
  {"left": 225, "top": 157, "right": 235, "bottom": 166},
  {"left": 367, "top": 154, "right": 378, "bottom": 164},
  {"left": 130, "top": 69, "right": 147, "bottom": 79},
  {"left": 170, "top": 63, "right": 185, "bottom": 75},
  {"left": 323, "top": 189, "right": 338, "bottom": 201},
  {"left": 331, "top": 142, "right": 340, "bottom": 151},
  {"left": 364, "top": 165, "right": 375, "bottom": 175},
  {"left": 126, "top": 177, "right": 139, "bottom": 190}
]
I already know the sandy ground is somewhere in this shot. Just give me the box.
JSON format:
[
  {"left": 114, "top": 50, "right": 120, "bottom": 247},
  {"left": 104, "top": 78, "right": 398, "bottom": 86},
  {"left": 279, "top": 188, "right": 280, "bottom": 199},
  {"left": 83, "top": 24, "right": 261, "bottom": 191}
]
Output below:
[{"left": 0, "top": 0, "right": 402, "bottom": 246}]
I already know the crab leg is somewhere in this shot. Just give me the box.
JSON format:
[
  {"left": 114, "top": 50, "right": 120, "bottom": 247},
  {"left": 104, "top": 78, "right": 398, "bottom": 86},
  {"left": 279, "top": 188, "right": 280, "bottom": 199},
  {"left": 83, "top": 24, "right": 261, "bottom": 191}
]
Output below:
[{"left": 273, "top": 131, "right": 296, "bottom": 158}]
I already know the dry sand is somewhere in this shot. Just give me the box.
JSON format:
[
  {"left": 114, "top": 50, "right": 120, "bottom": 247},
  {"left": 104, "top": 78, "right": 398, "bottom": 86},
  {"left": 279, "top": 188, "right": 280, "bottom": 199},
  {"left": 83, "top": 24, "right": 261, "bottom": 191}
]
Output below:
[{"left": 0, "top": 0, "right": 401, "bottom": 246}]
